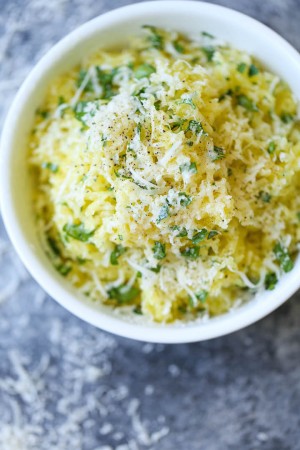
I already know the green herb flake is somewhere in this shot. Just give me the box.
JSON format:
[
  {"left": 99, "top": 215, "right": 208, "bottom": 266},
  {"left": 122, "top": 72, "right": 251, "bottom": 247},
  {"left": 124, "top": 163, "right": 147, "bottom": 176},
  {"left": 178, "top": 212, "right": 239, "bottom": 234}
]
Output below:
[
  {"left": 248, "top": 64, "right": 259, "bottom": 77},
  {"left": 133, "top": 305, "right": 143, "bottom": 315},
  {"left": 171, "top": 118, "right": 187, "bottom": 132},
  {"left": 154, "top": 100, "right": 161, "bottom": 110},
  {"left": 152, "top": 241, "right": 166, "bottom": 260},
  {"left": 179, "top": 192, "right": 192, "bottom": 207},
  {"left": 96, "top": 66, "right": 118, "bottom": 100},
  {"left": 237, "top": 94, "right": 258, "bottom": 112},
  {"left": 189, "top": 289, "right": 208, "bottom": 307},
  {"left": 237, "top": 62, "right": 247, "bottom": 73},
  {"left": 177, "top": 98, "right": 196, "bottom": 109},
  {"left": 195, "top": 290, "right": 208, "bottom": 302},
  {"left": 297, "top": 212, "right": 300, "bottom": 222},
  {"left": 150, "top": 265, "right": 161, "bottom": 273},
  {"left": 42, "top": 162, "right": 59, "bottom": 173},
  {"left": 210, "top": 146, "right": 225, "bottom": 161},
  {"left": 201, "top": 46, "right": 215, "bottom": 62},
  {"left": 219, "top": 89, "right": 233, "bottom": 101},
  {"left": 157, "top": 204, "right": 169, "bottom": 223},
  {"left": 180, "top": 245, "right": 200, "bottom": 260},
  {"left": 265, "top": 272, "right": 278, "bottom": 290},
  {"left": 127, "top": 145, "right": 137, "bottom": 159},
  {"left": 267, "top": 141, "right": 276, "bottom": 154},
  {"left": 58, "top": 96, "right": 65, "bottom": 106},
  {"left": 47, "top": 237, "right": 61, "bottom": 256},
  {"left": 180, "top": 162, "right": 197, "bottom": 174},
  {"left": 280, "top": 112, "right": 294, "bottom": 124},
  {"left": 171, "top": 226, "right": 188, "bottom": 237},
  {"left": 201, "top": 31, "right": 214, "bottom": 39},
  {"left": 192, "top": 228, "right": 208, "bottom": 244},
  {"left": 38, "top": 110, "right": 50, "bottom": 119},
  {"left": 187, "top": 120, "right": 204, "bottom": 135},
  {"left": 56, "top": 263, "right": 72, "bottom": 277},
  {"left": 142, "top": 25, "right": 164, "bottom": 50},
  {"left": 258, "top": 191, "right": 271, "bottom": 203},
  {"left": 73, "top": 101, "right": 93, "bottom": 126},
  {"left": 107, "top": 283, "right": 140, "bottom": 304},
  {"left": 207, "top": 230, "right": 218, "bottom": 239},
  {"left": 63, "top": 223, "right": 94, "bottom": 242},
  {"left": 110, "top": 244, "right": 127, "bottom": 265},
  {"left": 76, "top": 69, "right": 93, "bottom": 93},
  {"left": 173, "top": 41, "right": 184, "bottom": 53},
  {"left": 273, "top": 242, "right": 294, "bottom": 273},
  {"left": 134, "top": 63, "right": 156, "bottom": 79}
]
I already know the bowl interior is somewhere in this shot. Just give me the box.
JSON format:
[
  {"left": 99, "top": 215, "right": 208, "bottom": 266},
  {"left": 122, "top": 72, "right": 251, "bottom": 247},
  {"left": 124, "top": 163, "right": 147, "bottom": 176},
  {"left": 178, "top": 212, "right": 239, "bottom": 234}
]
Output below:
[{"left": 2, "top": 1, "right": 300, "bottom": 343}]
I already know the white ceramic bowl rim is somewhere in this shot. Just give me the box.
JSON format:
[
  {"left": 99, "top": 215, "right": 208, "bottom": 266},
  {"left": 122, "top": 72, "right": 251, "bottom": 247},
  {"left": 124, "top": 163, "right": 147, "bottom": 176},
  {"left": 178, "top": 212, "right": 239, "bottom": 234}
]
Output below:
[{"left": 1, "top": 1, "right": 300, "bottom": 343}]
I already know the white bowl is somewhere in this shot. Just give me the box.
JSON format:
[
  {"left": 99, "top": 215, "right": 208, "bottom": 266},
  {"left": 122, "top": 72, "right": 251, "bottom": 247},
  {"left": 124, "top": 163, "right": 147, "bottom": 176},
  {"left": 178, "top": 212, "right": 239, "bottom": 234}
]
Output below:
[{"left": 1, "top": 1, "right": 300, "bottom": 343}]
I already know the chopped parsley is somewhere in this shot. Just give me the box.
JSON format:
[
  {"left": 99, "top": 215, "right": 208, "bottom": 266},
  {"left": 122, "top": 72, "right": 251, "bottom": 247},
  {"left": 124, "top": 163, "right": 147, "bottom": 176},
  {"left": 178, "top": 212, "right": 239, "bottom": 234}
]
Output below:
[
  {"left": 157, "top": 204, "right": 169, "bottom": 222},
  {"left": 201, "top": 46, "right": 215, "bottom": 62},
  {"left": 110, "top": 244, "right": 127, "bottom": 265},
  {"left": 134, "top": 63, "right": 156, "bottom": 79},
  {"left": 56, "top": 263, "right": 72, "bottom": 276},
  {"left": 187, "top": 120, "right": 204, "bottom": 135},
  {"left": 96, "top": 66, "right": 118, "bottom": 100},
  {"left": 63, "top": 223, "right": 94, "bottom": 242},
  {"left": 267, "top": 141, "right": 276, "bottom": 154},
  {"left": 265, "top": 272, "right": 278, "bottom": 290},
  {"left": 179, "top": 162, "right": 197, "bottom": 174},
  {"left": 173, "top": 41, "right": 184, "bottom": 53},
  {"left": 74, "top": 101, "right": 95, "bottom": 126},
  {"left": 107, "top": 283, "right": 140, "bottom": 304},
  {"left": 273, "top": 242, "right": 294, "bottom": 273},
  {"left": 297, "top": 212, "right": 300, "bottom": 222},
  {"left": 127, "top": 144, "right": 137, "bottom": 159},
  {"left": 150, "top": 265, "right": 161, "bottom": 273},
  {"left": 280, "top": 112, "right": 294, "bottom": 124},
  {"left": 42, "top": 162, "right": 59, "bottom": 173},
  {"left": 237, "top": 94, "right": 258, "bottom": 112},
  {"left": 180, "top": 245, "right": 200, "bottom": 260},
  {"left": 179, "top": 192, "right": 192, "bottom": 207},
  {"left": 142, "top": 25, "right": 164, "bottom": 50},
  {"left": 237, "top": 62, "right": 247, "bottom": 73},
  {"left": 192, "top": 229, "right": 208, "bottom": 244},
  {"left": 219, "top": 89, "right": 233, "bottom": 101},
  {"left": 171, "top": 118, "right": 187, "bottom": 132},
  {"left": 171, "top": 226, "right": 188, "bottom": 237},
  {"left": 133, "top": 305, "right": 143, "bottom": 315},
  {"left": 189, "top": 289, "right": 208, "bottom": 307},
  {"left": 248, "top": 64, "right": 259, "bottom": 77},
  {"left": 154, "top": 100, "right": 161, "bottom": 110},
  {"left": 258, "top": 191, "right": 271, "bottom": 203},
  {"left": 58, "top": 96, "right": 65, "bottom": 106},
  {"left": 177, "top": 98, "right": 196, "bottom": 109},
  {"left": 201, "top": 31, "right": 214, "bottom": 39},
  {"left": 207, "top": 230, "right": 218, "bottom": 239},
  {"left": 37, "top": 109, "right": 50, "bottom": 119},
  {"left": 152, "top": 241, "right": 166, "bottom": 260},
  {"left": 209, "top": 146, "right": 225, "bottom": 161},
  {"left": 76, "top": 69, "right": 93, "bottom": 93},
  {"left": 47, "top": 237, "right": 61, "bottom": 256}
]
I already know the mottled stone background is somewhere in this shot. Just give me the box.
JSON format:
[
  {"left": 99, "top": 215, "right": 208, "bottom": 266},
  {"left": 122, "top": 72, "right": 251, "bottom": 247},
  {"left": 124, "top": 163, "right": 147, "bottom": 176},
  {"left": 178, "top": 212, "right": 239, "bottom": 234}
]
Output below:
[{"left": 1, "top": 1, "right": 300, "bottom": 449}]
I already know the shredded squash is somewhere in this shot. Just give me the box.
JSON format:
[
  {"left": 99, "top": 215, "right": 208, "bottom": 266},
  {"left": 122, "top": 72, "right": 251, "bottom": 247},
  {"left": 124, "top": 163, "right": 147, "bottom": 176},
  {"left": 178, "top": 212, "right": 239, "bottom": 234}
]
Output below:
[{"left": 29, "top": 27, "right": 300, "bottom": 322}]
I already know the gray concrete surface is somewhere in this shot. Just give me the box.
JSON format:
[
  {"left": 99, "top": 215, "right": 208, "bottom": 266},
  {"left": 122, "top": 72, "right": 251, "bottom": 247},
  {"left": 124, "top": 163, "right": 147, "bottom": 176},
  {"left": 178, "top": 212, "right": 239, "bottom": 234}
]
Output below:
[{"left": 1, "top": 1, "right": 300, "bottom": 449}]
